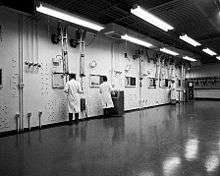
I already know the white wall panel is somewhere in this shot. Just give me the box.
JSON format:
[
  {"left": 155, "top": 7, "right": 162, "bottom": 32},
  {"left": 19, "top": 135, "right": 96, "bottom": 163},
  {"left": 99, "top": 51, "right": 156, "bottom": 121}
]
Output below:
[{"left": 0, "top": 9, "right": 20, "bottom": 132}]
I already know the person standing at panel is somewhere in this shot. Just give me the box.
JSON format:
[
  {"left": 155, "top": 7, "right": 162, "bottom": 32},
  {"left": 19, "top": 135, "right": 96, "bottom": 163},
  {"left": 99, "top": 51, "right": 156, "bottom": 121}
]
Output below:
[
  {"left": 64, "top": 74, "right": 83, "bottom": 124},
  {"left": 170, "top": 80, "right": 177, "bottom": 104},
  {"left": 99, "top": 76, "right": 114, "bottom": 117}
]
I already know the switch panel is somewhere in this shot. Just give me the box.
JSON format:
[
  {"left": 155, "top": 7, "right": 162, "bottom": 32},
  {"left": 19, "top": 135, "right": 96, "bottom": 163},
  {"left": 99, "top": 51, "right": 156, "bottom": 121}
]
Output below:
[{"left": 52, "top": 57, "right": 63, "bottom": 73}]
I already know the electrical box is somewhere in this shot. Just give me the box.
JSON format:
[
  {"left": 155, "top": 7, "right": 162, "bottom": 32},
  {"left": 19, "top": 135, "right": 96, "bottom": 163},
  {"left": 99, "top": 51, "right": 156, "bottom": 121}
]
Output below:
[
  {"left": 52, "top": 73, "right": 64, "bottom": 89},
  {"left": 125, "top": 77, "right": 136, "bottom": 88},
  {"left": 148, "top": 77, "right": 156, "bottom": 89},
  {"left": 52, "top": 57, "right": 63, "bottom": 73}
]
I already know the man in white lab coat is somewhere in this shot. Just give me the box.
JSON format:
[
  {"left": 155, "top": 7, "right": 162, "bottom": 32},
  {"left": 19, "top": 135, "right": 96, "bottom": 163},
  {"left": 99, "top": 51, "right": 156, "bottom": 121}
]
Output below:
[
  {"left": 64, "top": 74, "right": 83, "bottom": 124},
  {"left": 99, "top": 76, "right": 114, "bottom": 117},
  {"left": 170, "top": 80, "right": 177, "bottom": 104}
]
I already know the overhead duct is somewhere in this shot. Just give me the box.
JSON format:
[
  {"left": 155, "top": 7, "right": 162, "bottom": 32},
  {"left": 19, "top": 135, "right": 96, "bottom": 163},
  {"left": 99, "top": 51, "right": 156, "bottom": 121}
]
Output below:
[{"left": 102, "top": 23, "right": 123, "bottom": 40}]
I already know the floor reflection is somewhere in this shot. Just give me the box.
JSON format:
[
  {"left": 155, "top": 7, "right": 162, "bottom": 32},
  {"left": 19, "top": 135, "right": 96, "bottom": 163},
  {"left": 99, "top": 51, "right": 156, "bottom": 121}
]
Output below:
[
  {"left": 185, "top": 138, "right": 199, "bottom": 161},
  {"left": 163, "top": 156, "right": 181, "bottom": 176},
  {"left": 205, "top": 154, "right": 219, "bottom": 173},
  {"left": 0, "top": 101, "right": 220, "bottom": 176}
]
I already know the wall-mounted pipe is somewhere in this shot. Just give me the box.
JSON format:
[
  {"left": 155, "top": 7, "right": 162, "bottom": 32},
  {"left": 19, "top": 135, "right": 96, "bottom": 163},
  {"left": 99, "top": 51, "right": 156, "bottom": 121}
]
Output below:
[
  {"left": 159, "top": 59, "right": 165, "bottom": 88},
  {"left": 139, "top": 57, "right": 143, "bottom": 109},
  {"left": 38, "top": 111, "right": 42, "bottom": 129},
  {"left": 110, "top": 42, "right": 115, "bottom": 85},
  {"left": 18, "top": 15, "right": 24, "bottom": 131},
  {"left": 27, "top": 112, "right": 32, "bottom": 131},
  {"left": 31, "top": 20, "right": 34, "bottom": 66},
  {"left": 25, "top": 21, "right": 30, "bottom": 68},
  {"left": 79, "top": 30, "right": 86, "bottom": 77},
  {"left": 156, "top": 57, "right": 161, "bottom": 87},
  {"left": 15, "top": 113, "right": 20, "bottom": 133},
  {"left": 181, "top": 64, "right": 184, "bottom": 84},
  {"left": 61, "top": 26, "right": 69, "bottom": 75},
  {"left": 35, "top": 20, "right": 39, "bottom": 65}
]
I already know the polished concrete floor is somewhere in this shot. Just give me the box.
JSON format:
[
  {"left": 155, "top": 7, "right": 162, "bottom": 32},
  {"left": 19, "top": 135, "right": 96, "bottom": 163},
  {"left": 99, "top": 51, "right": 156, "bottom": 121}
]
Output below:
[{"left": 0, "top": 101, "right": 220, "bottom": 176}]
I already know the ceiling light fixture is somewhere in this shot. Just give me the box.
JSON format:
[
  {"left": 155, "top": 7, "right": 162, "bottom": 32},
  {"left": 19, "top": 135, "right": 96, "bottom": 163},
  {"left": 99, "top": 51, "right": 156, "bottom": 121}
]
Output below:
[
  {"left": 121, "top": 34, "right": 153, "bottom": 48},
  {"left": 183, "top": 56, "right": 197, "bottom": 62},
  {"left": 216, "top": 56, "right": 220, "bottom": 60},
  {"left": 131, "top": 6, "right": 174, "bottom": 32},
  {"left": 179, "top": 34, "right": 201, "bottom": 47},
  {"left": 160, "top": 48, "right": 179, "bottom": 56},
  {"left": 36, "top": 3, "right": 104, "bottom": 31},
  {"left": 202, "top": 48, "right": 217, "bottom": 56}
]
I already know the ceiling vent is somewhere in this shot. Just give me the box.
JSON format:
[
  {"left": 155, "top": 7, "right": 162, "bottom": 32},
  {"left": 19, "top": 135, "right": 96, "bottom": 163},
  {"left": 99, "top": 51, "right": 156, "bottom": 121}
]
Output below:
[{"left": 102, "top": 23, "right": 124, "bottom": 40}]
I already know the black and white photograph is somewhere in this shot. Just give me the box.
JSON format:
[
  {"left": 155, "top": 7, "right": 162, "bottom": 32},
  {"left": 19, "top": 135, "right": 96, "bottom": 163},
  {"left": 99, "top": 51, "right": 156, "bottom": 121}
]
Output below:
[{"left": 0, "top": 0, "right": 220, "bottom": 175}]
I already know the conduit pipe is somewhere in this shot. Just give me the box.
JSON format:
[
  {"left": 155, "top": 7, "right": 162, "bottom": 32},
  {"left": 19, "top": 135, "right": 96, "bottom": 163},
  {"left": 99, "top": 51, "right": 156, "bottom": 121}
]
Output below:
[
  {"left": 35, "top": 20, "right": 39, "bottom": 65},
  {"left": 157, "top": 57, "right": 161, "bottom": 87},
  {"left": 15, "top": 113, "right": 20, "bottom": 133},
  {"left": 158, "top": 59, "right": 162, "bottom": 88},
  {"left": 38, "top": 111, "right": 42, "bottom": 129},
  {"left": 138, "top": 57, "right": 143, "bottom": 109},
  {"left": 110, "top": 42, "right": 115, "bottom": 85},
  {"left": 18, "top": 15, "right": 24, "bottom": 131},
  {"left": 31, "top": 20, "right": 34, "bottom": 66},
  {"left": 27, "top": 113, "right": 31, "bottom": 131},
  {"left": 182, "top": 65, "right": 186, "bottom": 101},
  {"left": 79, "top": 29, "right": 86, "bottom": 77},
  {"left": 25, "top": 21, "right": 30, "bottom": 68}
]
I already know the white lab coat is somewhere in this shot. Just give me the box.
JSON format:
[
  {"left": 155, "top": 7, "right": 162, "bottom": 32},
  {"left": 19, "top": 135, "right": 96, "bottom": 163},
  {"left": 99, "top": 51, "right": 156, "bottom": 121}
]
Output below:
[
  {"left": 64, "top": 79, "right": 82, "bottom": 113},
  {"left": 171, "top": 83, "right": 177, "bottom": 100},
  {"left": 99, "top": 82, "right": 114, "bottom": 109}
]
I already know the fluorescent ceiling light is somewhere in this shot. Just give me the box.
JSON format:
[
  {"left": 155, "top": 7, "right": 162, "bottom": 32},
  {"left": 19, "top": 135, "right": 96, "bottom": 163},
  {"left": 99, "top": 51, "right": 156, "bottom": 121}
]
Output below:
[
  {"left": 131, "top": 6, "right": 174, "bottom": 32},
  {"left": 121, "top": 34, "right": 153, "bottom": 48},
  {"left": 179, "top": 34, "right": 201, "bottom": 47},
  {"left": 216, "top": 56, "right": 220, "bottom": 60},
  {"left": 160, "top": 48, "right": 179, "bottom": 56},
  {"left": 36, "top": 3, "right": 104, "bottom": 31},
  {"left": 183, "top": 56, "right": 197, "bottom": 62},
  {"left": 202, "top": 48, "right": 217, "bottom": 56}
]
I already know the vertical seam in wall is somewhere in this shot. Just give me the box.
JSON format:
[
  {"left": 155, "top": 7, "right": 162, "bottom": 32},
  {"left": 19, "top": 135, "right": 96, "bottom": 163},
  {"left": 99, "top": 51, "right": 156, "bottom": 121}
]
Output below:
[
  {"left": 111, "top": 41, "right": 114, "bottom": 84},
  {"left": 18, "top": 14, "right": 24, "bottom": 131}
]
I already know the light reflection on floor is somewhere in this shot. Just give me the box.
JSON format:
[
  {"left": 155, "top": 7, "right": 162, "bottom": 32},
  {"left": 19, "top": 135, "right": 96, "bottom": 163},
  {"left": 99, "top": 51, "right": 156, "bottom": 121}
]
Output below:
[{"left": 0, "top": 101, "right": 219, "bottom": 176}]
